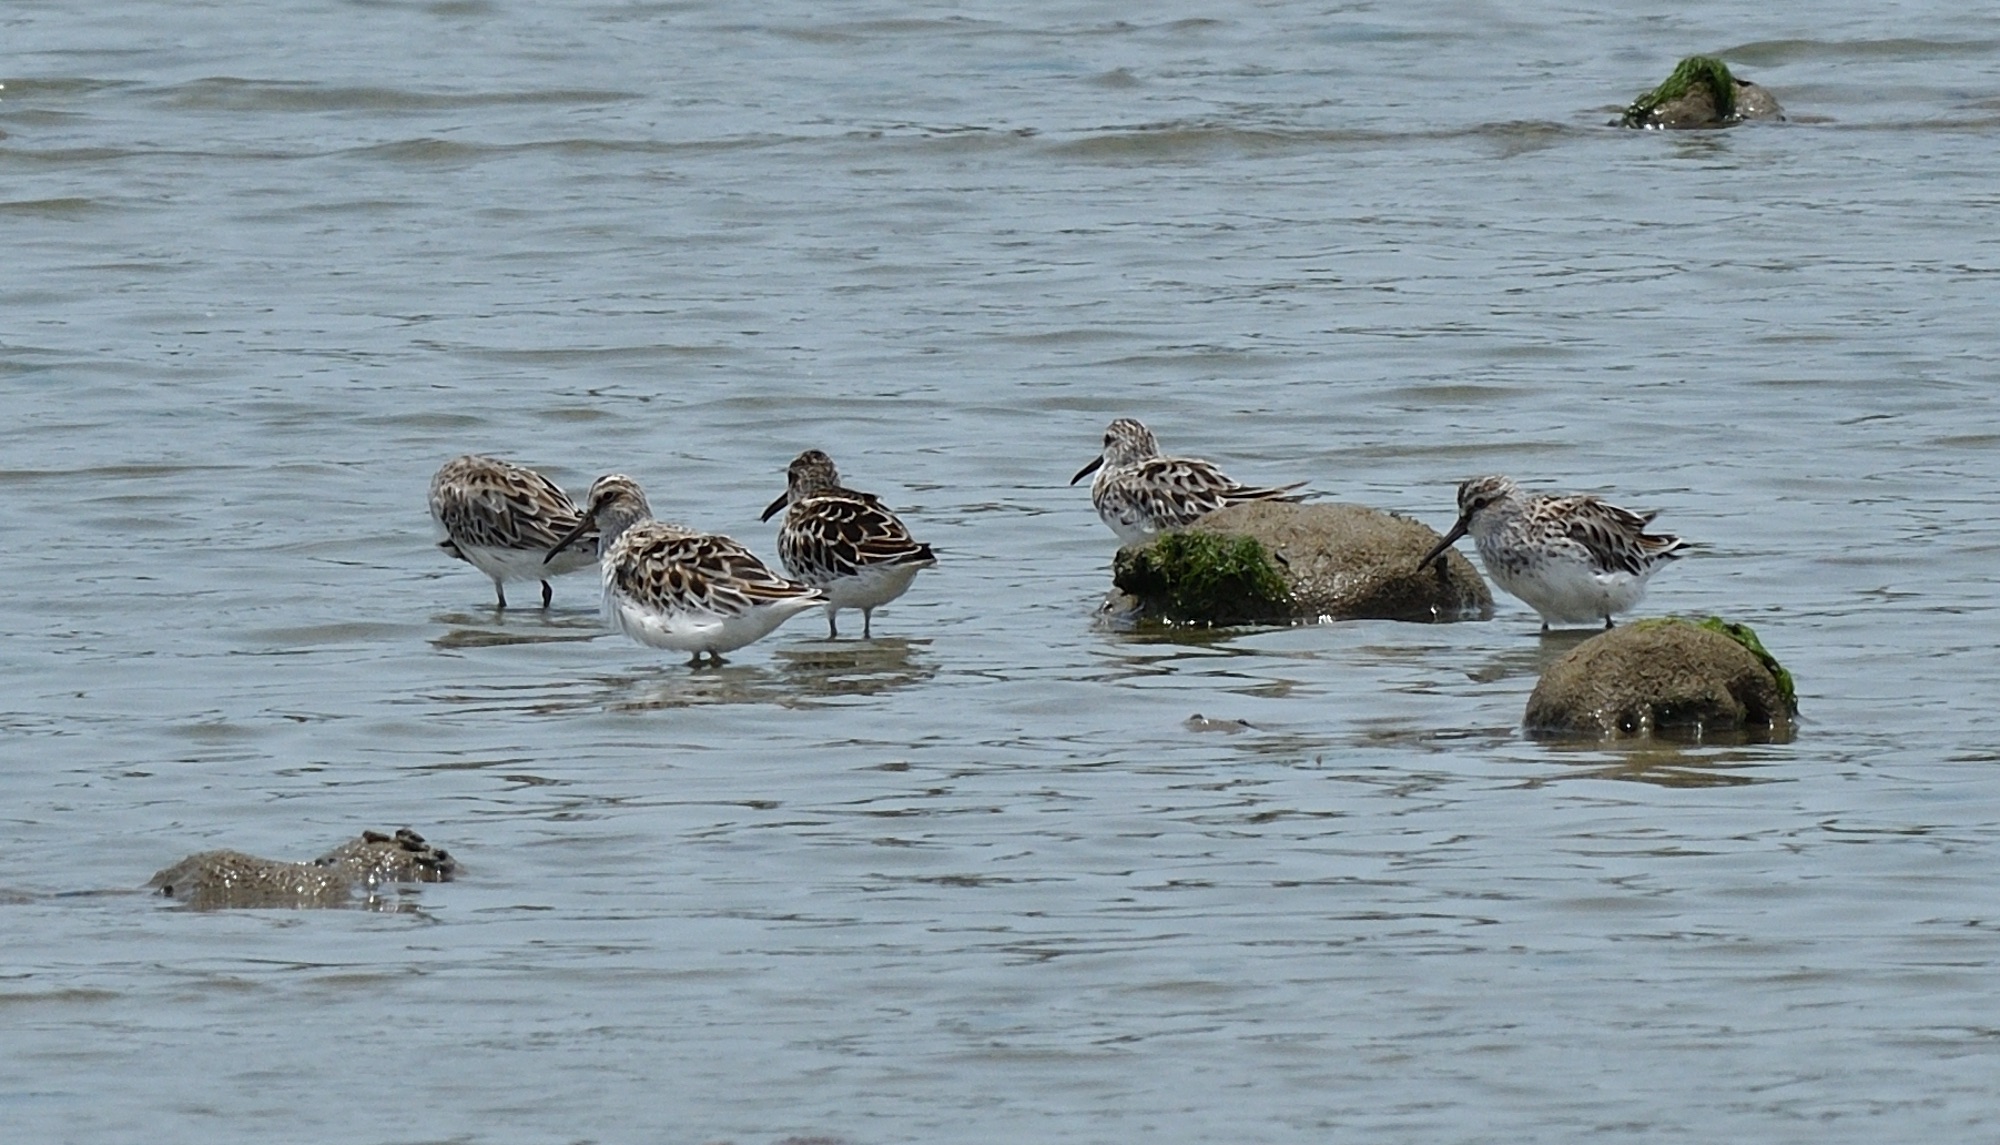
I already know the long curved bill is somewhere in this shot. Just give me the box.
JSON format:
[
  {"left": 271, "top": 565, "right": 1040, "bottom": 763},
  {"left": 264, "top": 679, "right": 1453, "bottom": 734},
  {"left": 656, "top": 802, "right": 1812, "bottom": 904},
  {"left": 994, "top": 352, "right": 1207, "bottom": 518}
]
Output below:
[
  {"left": 1416, "top": 516, "right": 1470, "bottom": 572},
  {"left": 1070, "top": 455, "right": 1104, "bottom": 485},
  {"left": 545, "top": 517, "right": 594, "bottom": 564},
  {"left": 759, "top": 491, "right": 790, "bottom": 522}
]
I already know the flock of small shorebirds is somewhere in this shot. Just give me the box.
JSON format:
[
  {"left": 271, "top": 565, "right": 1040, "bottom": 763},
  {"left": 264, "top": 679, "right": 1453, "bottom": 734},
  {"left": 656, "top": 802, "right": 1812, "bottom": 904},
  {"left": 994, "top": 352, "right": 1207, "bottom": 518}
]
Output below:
[{"left": 429, "top": 416, "right": 1687, "bottom": 666}]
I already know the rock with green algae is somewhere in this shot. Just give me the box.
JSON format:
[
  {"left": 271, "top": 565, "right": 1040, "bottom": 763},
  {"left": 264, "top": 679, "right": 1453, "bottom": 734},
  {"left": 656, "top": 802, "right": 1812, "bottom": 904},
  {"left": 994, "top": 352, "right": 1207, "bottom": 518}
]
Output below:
[
  {"left": 1113, "top": 529, "right": 1291, "bottom": 626},
  {"left": 1619, "top": 56, "right": 1784, "bottom": 129},
  {"left": 1524, "top": 617, "right": 1797, "bottom": 739},
  {"left": 148, "top": 828, "right": 457, "bottom": 910},
  {"left": 1694, "top": 616, "right": 1796, "bottom": 712},
  {"left": 1107, "top": 501, "right": 1493, "bottom": 626}
]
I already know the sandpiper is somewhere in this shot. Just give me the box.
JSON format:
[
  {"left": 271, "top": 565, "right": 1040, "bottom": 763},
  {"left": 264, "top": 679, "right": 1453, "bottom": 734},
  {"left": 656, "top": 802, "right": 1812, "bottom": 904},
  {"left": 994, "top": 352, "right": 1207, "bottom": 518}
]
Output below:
[
  {"left": 429, "top": 454, "right": 597, "bottom": 608},
  {"left": 760, "top": 450, "right": 936, "bottom": 639},
  {"left": 547, "top": 474, "right": 823, "bottom": 666},
  {"left": 1070, "top": 417, "right": 1307, "bottom": 544},
  {"left": 1418, "top": 474, "right": 1688, "bottom": 630}
]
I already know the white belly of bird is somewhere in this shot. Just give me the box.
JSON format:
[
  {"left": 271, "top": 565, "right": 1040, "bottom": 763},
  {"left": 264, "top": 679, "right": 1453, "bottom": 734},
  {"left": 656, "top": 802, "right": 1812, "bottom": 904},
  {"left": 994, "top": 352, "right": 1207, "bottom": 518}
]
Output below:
[
  {"left": 1090, "top": 477, "right": 1171, "bottom": 544},
  {"left": 1091, "top": 496, "right": 1164, "bottom": 545},
  {"left": 1106, "top": 516, "right": 1160, "bottom": 546},
  {"left": 818, "top": 561, "right": 928, "bottom": 614},
  {"left": 1485, "top": 557, "right": 1652, "bottom": 628},
  {"left": 604, "top": 584, "right": 818, "bottom": 654},
  {"left": 459, "top": 542, "right": 597, "bottom": 584}
]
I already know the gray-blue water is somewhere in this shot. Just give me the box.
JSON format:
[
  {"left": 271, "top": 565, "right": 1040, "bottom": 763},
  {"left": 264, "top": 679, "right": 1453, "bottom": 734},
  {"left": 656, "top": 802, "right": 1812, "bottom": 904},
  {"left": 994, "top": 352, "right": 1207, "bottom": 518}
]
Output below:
[{"left": 6, "top": 2, "right": 2000, "bottom": 1141}]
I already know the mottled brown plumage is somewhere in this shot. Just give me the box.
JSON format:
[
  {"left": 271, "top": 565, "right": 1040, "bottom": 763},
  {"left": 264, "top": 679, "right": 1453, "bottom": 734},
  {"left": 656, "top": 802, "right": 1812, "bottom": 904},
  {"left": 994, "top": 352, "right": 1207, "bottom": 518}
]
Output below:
[
  {"left": 761, "top": 450, "right": 935, "bottom": 638},
  {"left": 548, "top": 474, "right": 822, "bottom": 664},
  {"left": 1072, "top": 418, "right": 1307, "bottom": 544},
  {"left": 1419, "top": 475, "right": 1687, "bottom": 630},
  {"left": 429, "top": 454, "right": 597, "bottom": 607}
]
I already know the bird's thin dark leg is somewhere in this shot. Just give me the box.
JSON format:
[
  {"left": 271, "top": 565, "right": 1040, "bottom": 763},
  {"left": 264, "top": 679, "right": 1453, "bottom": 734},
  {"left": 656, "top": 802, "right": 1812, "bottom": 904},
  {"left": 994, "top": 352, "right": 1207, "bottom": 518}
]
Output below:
[
  {"left": 862, "top": 609, "right": 874, "bottom": 639},
  {"left": 827, "top": 613, "right": 839, "bottom": 640},
  {"left": 541, "top": 580, "right": 554, "bottom": 608},
  {"left": 494, "top": 582, "right": 508, "bottom": 609}
]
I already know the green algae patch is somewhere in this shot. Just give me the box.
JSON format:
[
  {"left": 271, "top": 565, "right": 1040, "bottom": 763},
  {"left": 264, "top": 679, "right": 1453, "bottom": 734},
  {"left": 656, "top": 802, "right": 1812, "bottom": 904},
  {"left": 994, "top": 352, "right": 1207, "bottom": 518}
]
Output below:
[
  {"left": 1622, "top": 55, "right": 1735, "bottom": 128},
  {"left": 1113, "top": 530, "right": 1290, "bottom": 626},
  {"left": 1695, "top": 617, "right": 1797, "bottom": 716}
]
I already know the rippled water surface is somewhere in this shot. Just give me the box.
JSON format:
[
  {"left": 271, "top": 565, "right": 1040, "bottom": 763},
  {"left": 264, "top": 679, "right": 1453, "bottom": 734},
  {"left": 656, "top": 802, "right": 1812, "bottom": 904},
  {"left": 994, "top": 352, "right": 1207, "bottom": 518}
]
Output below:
[{"left": 7, "top": 2, "right": 2000, "bottom": 1141}]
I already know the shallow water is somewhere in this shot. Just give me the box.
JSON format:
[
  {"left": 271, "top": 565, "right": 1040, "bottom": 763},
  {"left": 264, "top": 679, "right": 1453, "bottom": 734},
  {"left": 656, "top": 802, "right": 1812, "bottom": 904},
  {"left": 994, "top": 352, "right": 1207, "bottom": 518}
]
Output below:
[{"left": 6, "top": 2, "right": 2000, "bottom": 1141}]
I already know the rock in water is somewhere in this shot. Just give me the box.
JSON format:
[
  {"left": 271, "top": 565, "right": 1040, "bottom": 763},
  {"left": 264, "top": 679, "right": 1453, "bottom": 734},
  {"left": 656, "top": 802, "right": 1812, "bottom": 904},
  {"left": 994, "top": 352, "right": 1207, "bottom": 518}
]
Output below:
[
  {"left": 1108, "top": 501, "right": 1492, "bottom": 625},
  {"left": 314, "top": 827, "right": 458, "bottom": 886},
  {"left": 1525, "top": 618, "right": 1797, "bottom": 739},
  {"left": 149, "top": 828, "right": 457, "bottom": 909},
  {"left": 147, "top": 850, "right": 356, "bottom": 910},
  {"left": 1619, "top": 56, "right": 1784, "bottom": 129}
]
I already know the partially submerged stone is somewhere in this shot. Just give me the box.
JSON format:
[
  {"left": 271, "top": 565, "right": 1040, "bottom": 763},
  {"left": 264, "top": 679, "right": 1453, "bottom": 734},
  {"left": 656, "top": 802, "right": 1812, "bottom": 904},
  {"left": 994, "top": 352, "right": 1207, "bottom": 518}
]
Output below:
[
  {"left": 1619, "top": 56, "right": 1784, "bottom": 129},
  {"left": 1525, "top": 617, "right": 1797, "bottom": 739},
  {"left": 316, "top": 828, "right": 459, "bottom": 885},
  {"left": 149, "top": 828, "right": 457, "bottom": 910},
  {"left": 148, "top": 851, "right": 355, "bottom": 910},
  {"left": 1109, "top": 501, "right": 1492, "bottom": 625}
]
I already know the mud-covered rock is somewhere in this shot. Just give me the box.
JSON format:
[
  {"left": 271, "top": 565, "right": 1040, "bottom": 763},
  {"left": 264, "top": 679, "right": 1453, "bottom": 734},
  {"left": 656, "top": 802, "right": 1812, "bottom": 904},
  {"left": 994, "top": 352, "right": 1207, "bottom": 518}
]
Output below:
[
  {"left": 147, "top": 851, "right": 354, "bottom": 910},
  {"left": 1731, "top": 81, "right": 1784, "bottom": 122},
  {"left": 315, "top": 828, "right": 458, "bottom": 885},
  {"left": 1619, "top": 56, "right": 1784, "bottom": 129},
  {"left": 1525, "top": 617, "right": 1797, "bottom": 739},
  {"left": 149, "top": 828, "right": 457, "bottom": 910},
  {"left": 1109, "top": 501, "right": 1492, "bottom": 625}
]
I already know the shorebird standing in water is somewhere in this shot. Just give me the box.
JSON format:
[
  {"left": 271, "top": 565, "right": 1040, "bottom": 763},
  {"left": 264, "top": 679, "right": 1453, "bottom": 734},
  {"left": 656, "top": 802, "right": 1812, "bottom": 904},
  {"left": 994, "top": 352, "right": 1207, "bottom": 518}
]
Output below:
[
  {"left": 761, "top": 449, "right": 936, "bottom": 639},
  {"left": 548, "top": 474, "right": 823, "bottom": 666},
  {"left": 429, "top": 454, "right": 597, "bottom": 608}
]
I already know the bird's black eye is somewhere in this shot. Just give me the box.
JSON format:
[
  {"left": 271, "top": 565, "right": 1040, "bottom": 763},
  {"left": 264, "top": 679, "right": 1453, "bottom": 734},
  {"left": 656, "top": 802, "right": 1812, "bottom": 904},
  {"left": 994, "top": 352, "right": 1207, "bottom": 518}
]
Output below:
[{"left": 1104, "top": 434, "right": 1113, "bottom": 446}]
